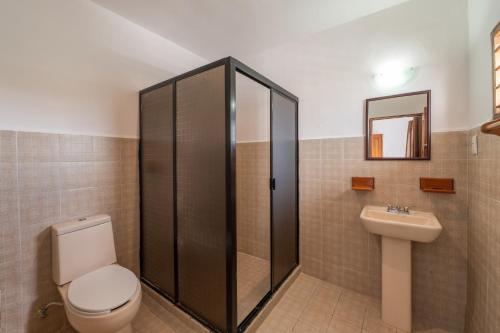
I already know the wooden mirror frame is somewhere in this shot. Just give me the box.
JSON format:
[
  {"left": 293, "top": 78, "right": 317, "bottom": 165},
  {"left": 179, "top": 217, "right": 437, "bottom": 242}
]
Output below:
[{"left": 365, "top": 90, "right": 431, "bottom": 161}]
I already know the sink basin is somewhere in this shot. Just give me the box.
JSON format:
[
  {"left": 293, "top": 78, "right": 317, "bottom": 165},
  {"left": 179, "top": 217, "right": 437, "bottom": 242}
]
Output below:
[
  {"left": 360, "top": 205, "right": 442, "bottom": 332},
  {"left": 360, "top": 205, "right": 442, "bottom": 243}
]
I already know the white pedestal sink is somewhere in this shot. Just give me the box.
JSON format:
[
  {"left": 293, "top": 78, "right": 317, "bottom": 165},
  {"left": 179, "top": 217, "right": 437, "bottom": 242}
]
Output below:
[{"left": 360, "top": 205, "right": 442, "bottom": 332}]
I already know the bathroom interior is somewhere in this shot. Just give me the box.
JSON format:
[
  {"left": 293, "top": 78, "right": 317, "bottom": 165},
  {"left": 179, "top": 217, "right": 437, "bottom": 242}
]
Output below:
[{"left": 0, "top": 0, "right": 499, "bottom": 333}]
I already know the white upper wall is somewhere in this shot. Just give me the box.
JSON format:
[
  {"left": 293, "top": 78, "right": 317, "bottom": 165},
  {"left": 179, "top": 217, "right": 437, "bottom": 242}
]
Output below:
[
  {"left": 0, "top": 0, "right": 206, "bottom": 138},
  {"left": 242, "top": 0, "right": 470, "bottom": 139},
  {"left": 0, "top": 0, "right": 481, "bottom": 139},
  {"left": 468, "top": 0, "right": 500, "bottom": 128}
]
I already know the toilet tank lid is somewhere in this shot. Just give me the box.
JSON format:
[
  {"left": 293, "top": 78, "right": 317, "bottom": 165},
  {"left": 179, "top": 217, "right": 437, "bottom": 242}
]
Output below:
[{"left": 52, "top": 215, "right": 111, "bottom": 236}]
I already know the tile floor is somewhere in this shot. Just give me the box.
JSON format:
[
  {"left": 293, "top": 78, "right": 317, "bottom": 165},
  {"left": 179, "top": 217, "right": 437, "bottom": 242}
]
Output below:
[
  {"left": 257, "top": 273, "right": 398, "bottom": 333},
  {"left": 132, "top": 292, "right": 208, "bottom": 333},
  {"left": 237, "top": 252, "right": 270, "bottom": 324},
  {"left": 62, "top": 273, "right": 453, "bottom": 333},
  {"left": 256, "top": 274, "right": 452, "bottom": 333}
]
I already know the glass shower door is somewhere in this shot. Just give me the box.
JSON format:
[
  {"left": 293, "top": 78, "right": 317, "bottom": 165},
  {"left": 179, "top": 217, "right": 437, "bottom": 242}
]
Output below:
[
  {"left": 271, "top": 91, "right": 298, "bottom": 289},
  {"left": 235, "top": 72, "right": 271, "bottom": 325}
]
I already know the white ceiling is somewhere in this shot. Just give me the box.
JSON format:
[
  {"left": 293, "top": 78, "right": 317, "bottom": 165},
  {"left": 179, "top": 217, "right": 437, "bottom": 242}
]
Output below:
[{"left": 91, "top": 0, "right": 409, "bottom": 60}]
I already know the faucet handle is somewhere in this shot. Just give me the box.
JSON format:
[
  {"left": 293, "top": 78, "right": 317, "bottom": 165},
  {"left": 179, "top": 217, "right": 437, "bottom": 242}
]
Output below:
[
  {"left": 386, "top": 204, "right": 393, "bottom": 211},
  {"left": 404, "top": 206, "right": 410, "bottom": 213}
]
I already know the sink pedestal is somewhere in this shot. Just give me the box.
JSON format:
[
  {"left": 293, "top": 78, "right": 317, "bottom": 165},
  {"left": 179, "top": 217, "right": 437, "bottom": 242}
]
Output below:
[
  {"left": 360, "top": 205, "right": 442, "bottom": 332},
  {"left": 382, "top": 236, "right": 411, "bottom": 332}
]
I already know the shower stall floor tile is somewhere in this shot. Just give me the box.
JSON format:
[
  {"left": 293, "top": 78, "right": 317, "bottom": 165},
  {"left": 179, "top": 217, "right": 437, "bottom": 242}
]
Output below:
[{"left": 237, "top": 251, "right": 271, "bottom": 324}]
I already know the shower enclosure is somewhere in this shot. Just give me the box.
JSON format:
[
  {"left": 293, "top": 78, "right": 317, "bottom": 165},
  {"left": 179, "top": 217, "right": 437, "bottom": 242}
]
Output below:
[{"left": 139, "top": 57, "right": 298, "bottom": 333}]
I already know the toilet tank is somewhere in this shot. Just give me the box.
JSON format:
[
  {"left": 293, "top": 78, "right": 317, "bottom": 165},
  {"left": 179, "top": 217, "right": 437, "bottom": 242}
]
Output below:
[{"left": 52, "top": 215, "right": 117, "bottom": 285}]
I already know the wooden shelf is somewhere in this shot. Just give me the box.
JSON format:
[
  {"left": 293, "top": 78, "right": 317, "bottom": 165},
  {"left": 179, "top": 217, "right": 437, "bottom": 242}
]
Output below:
[
  {"left": 352, "top": 186, "right": 374, "bottom": 191},
  {"left": 496, "top": 45, "right": 500, "bottom": 53},
  {"left": 481, "top": 117, "right": 500, "bottom": 136},
  {"left": 422, "top": 188, "right": 456, "bottom": 194},
  {"left": 420, "top": 178, "right": 455, "bottom": 194},
  {"left": 352, "top": 177, "right": 374, "bottom": 191}
]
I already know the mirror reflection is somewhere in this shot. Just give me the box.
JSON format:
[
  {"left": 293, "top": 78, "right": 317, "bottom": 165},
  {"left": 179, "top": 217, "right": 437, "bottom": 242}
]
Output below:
[
  {"left": 366, "top": 91, "right": 430, "bottom": 160},
  {"left": 235, "top": 72, "right": 271, "bottom": 324}
]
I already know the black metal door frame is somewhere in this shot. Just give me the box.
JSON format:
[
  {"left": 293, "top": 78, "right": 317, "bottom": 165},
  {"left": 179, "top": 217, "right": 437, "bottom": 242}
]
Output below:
[{"left": 139, "top": 57, "right": 299, "bottom": 333}]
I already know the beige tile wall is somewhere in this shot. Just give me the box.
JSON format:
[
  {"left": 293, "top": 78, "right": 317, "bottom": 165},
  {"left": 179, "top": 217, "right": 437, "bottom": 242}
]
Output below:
[
  {"left": 466, "top": 128, "right": 500, "bottom": 333},
  {"left": 299, "top": 131, "right": 468, "bottom": 332},
  {"left": 0, "top": 129, "right": 476, "bottom": 333},
  {"left": 0, "top": 131, "right": 139, "bottom": 333},
  {"left": 236, "top": 142, "right": 271, "bottom": 260}
]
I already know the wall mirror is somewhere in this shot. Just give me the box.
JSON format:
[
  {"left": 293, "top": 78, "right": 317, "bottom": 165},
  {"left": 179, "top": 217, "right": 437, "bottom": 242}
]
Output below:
[{"left": 365, "top": 90, "right": 431, "bottom": 160}]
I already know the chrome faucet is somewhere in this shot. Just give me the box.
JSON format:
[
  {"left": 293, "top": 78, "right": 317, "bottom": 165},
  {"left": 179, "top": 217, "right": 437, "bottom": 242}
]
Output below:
[{"left": 386, "top": 204, "right": 410, "bottom": 214}]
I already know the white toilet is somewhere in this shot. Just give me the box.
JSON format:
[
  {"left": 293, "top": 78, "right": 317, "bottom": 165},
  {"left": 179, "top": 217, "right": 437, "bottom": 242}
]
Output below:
[{"left": 52, "top": 214, "right": 142, "bottom": 333}]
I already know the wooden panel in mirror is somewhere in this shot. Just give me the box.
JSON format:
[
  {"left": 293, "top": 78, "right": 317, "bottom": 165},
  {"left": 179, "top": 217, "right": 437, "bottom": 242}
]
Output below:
[{"left": 365, "top": 90, "right": 431, "bottom": 160}]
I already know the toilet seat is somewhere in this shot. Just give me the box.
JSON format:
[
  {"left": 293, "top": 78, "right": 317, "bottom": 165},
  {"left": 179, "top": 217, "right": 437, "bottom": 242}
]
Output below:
[{"left": 68, "top": 264, "right": 138, "bottom": 314}]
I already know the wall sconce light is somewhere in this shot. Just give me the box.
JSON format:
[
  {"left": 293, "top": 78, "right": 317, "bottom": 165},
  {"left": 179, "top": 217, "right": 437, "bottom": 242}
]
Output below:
[{"left": 373, "top": 63, "right": 417, "bottom": 89}]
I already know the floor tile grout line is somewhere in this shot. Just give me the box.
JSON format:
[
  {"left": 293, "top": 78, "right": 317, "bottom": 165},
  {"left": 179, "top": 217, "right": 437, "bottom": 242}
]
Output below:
[
  {"left": 331, "top": 286, "right": 344, "bottom": 317},
  {"left": 332, "top": 287, "right": 370, "bottom": 333},
  {"left": 290, "top": 277, "right": 321, "bottom": 331},
  {"left": 324, "top": 287, "right": 344, "bottom": 332},
  {"left": 361, "top": 306, "right": 368, "bottom": 332},
  {"left": 140, "top": 302, "right": 177, "bottom": 332}
]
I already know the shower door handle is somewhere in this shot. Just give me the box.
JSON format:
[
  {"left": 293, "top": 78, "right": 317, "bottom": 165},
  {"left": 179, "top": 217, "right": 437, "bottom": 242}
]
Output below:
[{"left": 270, "top": 178, "right": 276, "bottom": 191}]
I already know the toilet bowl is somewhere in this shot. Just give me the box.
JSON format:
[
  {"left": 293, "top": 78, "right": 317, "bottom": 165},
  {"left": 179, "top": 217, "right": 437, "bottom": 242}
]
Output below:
[
  {"left": 52, "top": 215, "right": 142, "bottom": 333},
  {"left": 58, "top": 265, "right": 141, "bottom": 333}
]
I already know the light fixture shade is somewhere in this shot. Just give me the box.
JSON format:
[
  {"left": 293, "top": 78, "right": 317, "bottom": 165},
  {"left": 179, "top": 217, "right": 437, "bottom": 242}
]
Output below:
[{"left": 373, "top": 65, "right": 417, "bottom": 89}]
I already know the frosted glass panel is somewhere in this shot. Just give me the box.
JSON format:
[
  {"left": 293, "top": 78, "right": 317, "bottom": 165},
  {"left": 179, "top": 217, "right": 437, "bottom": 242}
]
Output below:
[
  {"left": 176, "top": 65, "right": 227, "bottom": 331},
  {"left": 271, "top": 92, "right": 298, "bottom": 288},
  {"left": 140, "top": 84, "right": 175, "bottom": 297}
]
